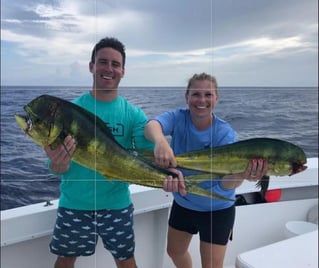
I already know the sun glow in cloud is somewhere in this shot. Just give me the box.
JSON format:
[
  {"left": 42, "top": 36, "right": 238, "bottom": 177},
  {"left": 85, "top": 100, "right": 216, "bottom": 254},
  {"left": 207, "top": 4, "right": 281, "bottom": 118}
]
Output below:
[{"left": 1, "top": 0, "right": 317, "bottom": 86}]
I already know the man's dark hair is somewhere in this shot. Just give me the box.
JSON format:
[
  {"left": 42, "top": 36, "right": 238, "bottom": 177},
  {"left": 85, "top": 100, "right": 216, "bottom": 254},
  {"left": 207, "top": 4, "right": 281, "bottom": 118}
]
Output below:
[{"left": 90, "top": 37, "right": 126, "bottom": 67}]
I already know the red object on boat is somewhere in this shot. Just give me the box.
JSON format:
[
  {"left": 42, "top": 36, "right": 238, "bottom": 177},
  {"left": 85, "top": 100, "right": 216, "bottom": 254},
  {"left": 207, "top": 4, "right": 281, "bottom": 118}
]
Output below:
[{"left": 264, "top": 189, "right": 282, "bottom": 202}]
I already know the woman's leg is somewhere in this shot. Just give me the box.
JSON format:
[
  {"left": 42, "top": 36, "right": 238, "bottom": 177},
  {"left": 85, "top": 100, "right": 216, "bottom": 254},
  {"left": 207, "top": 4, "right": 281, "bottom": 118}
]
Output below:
[
  {"left": 200, "top": 241, "right": 227, "bottom": 268},
  {"left": 167, "top": 226, "right": 193, "bottom": 268}
]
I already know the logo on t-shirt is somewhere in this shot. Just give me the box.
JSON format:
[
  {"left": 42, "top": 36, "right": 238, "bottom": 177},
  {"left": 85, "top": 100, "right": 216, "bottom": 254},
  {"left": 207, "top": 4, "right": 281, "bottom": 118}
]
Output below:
[{"left": 106, "top": 123, "right": 124, "bottom": 137}]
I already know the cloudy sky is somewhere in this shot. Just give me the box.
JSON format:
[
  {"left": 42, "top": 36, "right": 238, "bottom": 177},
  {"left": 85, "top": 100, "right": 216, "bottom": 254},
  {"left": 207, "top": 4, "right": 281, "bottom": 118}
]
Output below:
[{"left": 1, "top": 0, "right": 318, "bottom": 87}]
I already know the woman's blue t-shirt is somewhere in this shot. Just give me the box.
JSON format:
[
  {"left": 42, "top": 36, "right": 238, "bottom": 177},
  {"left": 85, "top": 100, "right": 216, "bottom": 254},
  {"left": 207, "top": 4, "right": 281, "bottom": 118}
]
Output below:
[{"left": 155, "top": 108, "right": 237, "bottom": 211}]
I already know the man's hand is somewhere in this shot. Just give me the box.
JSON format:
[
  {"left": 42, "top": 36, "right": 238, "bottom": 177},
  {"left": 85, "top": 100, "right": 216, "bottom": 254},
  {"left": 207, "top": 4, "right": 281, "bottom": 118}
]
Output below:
[{"left": 44, "top": 135, "right": 76, "bottom": 173}]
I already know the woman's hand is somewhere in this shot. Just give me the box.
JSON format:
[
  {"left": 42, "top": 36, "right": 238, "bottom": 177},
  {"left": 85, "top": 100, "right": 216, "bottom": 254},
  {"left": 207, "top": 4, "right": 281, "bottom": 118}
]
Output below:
[
  {"left": 222, "top": 159, "right": 268, "bottom": 189},
  {"left": 144, "top": 120, "right": 177, "bottom": 168},
  {"left": 163, "top": 168, "right": 187, "bottom": 196},
  {"left": 153, "top": 139, "right": 177, "bottom": 168},
  {"left": 244, "top": 159, "right": 269, "bottom": 182}
]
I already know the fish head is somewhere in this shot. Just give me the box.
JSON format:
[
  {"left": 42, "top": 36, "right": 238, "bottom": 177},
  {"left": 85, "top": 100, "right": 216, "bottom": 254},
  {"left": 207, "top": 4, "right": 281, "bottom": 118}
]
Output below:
[
  {"left": 15, "top": 95, "right": 63, "bottom": 147},
  {"left": 284, "top": 142, "right": 308, "bottom": 176},
  {"left": 289, "top": 147, "right": 307, "bottom": 176},
  {"left": 290, "top": 159, "right": 307, "bottom": 176}
]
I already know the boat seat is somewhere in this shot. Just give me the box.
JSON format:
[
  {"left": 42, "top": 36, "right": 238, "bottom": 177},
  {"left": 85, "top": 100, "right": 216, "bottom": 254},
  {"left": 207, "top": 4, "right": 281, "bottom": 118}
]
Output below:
[{"left": 235, "top": 230, "right": 318, "bottom": 268}]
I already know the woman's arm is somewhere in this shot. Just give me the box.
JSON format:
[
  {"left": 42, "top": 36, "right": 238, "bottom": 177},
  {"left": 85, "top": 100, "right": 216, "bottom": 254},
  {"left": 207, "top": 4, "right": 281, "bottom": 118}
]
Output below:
[{"left": 144, "top": 120, "right": 177, "bottom": 168}]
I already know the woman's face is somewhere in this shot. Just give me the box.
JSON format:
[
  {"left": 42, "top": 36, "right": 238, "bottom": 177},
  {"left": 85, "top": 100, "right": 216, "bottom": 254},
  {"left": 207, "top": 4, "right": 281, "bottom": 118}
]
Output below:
[{"left": 186, "top": 80, "right": 218, "bottom": 118}]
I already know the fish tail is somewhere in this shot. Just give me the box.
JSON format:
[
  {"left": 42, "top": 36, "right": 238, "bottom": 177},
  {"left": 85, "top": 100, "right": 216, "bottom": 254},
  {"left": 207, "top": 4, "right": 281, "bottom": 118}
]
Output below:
[{"left": 256, "top": 175, "right": 270, "bottom": 199}]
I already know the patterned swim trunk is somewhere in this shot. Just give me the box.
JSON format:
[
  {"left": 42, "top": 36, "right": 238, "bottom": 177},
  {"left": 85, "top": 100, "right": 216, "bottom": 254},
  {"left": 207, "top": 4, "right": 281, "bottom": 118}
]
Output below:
[{"left": 49, "top": 204, "right": 135, "bottom": 261}]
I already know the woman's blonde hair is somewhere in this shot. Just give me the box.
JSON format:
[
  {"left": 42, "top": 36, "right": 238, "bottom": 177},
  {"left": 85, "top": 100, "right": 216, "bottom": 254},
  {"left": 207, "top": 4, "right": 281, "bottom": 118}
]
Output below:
[{"left": 186, "top": 73, "right": 218, "bottom": 95}]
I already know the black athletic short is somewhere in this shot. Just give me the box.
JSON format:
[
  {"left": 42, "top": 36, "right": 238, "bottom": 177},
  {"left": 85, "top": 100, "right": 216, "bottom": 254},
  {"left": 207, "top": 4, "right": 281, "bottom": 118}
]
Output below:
[{"left": 168, "top": 201, "right": 235, "bottom": 245}]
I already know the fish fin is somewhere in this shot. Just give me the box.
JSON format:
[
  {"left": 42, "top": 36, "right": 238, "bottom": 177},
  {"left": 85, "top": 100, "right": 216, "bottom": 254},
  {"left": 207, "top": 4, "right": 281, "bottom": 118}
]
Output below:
[
  {"left": 186, "top": 185, "right": 235, "bottom": 201},
  {"left": 184, "top": 174, "right": 234, "bottom": 201},
  {"left": 129, "top": 149, "right": 154, "bottom": 161},
  {"left": 185, "top": 173, "right": 221, "bottom": 183},
  {"left": 256, "top": 175, "right": 270, "bottom": 199}
]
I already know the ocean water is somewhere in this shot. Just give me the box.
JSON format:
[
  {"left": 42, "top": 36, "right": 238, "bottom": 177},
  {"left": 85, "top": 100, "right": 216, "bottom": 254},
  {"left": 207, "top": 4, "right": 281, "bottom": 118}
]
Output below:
[{"left": 1, "top": 86, "right": 318, "bottom": 210}]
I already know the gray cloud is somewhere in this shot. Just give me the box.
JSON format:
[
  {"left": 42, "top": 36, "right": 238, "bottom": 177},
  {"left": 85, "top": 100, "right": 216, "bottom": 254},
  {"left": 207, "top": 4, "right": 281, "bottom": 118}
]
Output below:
[{"left": 1, "top": 0, "right": 317, "bottom": 86}]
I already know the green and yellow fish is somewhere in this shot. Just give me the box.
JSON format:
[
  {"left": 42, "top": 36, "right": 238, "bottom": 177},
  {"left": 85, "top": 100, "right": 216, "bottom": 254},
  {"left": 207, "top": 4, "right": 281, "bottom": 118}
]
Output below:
[
  {"left": 136, "top": 138, "right": 307, "bottom": 197},
  {"left": 15, "top": 95, "right": 307, "bottom": 201}
]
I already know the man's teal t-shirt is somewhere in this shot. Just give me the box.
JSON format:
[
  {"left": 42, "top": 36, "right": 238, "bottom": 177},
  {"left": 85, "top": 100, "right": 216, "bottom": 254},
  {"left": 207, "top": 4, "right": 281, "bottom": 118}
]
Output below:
[{"left": 50, "top": 93, "right": 153, "bottom": 210}]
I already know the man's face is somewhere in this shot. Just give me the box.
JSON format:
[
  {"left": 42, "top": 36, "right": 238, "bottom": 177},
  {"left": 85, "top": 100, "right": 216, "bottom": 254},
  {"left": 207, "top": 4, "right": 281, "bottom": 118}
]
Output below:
[{"left": 89, "top": 47, "right": 125, "bottom": 90}]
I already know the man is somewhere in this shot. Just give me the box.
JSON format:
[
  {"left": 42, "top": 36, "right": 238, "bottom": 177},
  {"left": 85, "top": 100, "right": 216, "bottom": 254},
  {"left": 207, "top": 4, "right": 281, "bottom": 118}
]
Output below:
[{"left": 45, "top": 37, "right": 184, "bottom": 268}]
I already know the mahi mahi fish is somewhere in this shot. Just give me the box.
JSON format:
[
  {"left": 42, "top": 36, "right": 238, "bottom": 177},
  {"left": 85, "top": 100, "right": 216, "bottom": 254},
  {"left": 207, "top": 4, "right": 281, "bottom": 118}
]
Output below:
[
  {"left": 136, "top": 138, "right": 307, "bottom": 198},
  {"left": 14, "top": 94, "right": 229, "bottom": 200}
]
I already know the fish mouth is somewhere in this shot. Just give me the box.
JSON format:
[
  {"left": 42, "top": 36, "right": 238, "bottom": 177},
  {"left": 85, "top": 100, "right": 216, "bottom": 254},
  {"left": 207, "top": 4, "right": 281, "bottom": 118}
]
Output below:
[
  {"left": 24, "top": 115, "right": 33, "bottom": 133},
  {"left": 290, "top": 160, "right": 307, "bottom": 175},
  {"left": 15, "top": 113, "right": 32, "bottom": 134}
]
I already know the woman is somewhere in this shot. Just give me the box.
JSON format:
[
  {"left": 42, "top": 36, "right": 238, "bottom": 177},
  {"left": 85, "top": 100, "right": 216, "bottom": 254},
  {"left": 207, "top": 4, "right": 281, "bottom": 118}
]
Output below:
[{"left": 144, "top": 73, "right": 268, "bottom": 268}]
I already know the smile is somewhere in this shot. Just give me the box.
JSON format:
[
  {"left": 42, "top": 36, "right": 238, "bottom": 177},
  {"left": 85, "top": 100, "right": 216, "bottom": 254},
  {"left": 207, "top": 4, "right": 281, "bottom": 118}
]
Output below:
[
  {"left": 196, "top": 106, "right": 208, "bottom": 109},
  {"left": 102, "top": 75, "right": 112, "bottom": 80}
]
